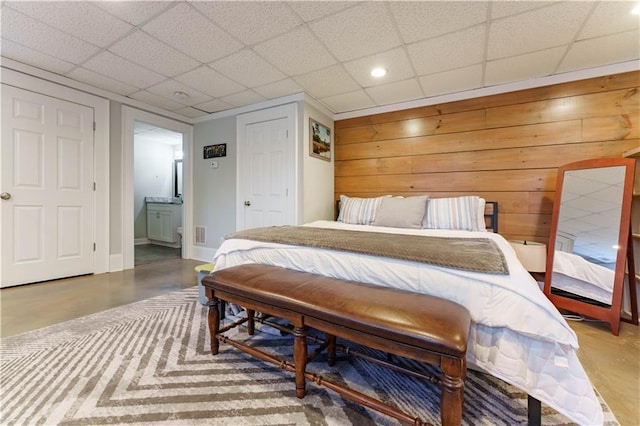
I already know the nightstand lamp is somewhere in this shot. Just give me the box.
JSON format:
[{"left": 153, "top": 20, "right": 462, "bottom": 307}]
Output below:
[{"left": 509, "top": 240, "right": 547, "bottom": 285}]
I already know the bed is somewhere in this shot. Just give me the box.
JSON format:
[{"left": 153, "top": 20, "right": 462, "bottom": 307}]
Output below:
[{"left": 212, "top": 195, "right": 602, "bottom": 425}]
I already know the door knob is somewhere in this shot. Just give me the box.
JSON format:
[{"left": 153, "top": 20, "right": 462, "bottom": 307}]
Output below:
[
  {"left": 0, "top": 192, "right": 11, "bottom": 200},
  {"left": 244, "top": 200, "right": 251, "bottom": 206}
]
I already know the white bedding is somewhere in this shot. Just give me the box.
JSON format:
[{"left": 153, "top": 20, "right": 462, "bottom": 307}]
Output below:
[{"left": 213, "top": 220, "right": 602, "bottom": 425}]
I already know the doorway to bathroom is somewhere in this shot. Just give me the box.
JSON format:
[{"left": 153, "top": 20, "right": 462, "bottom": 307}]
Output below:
[
  {"left": 133, "top": 122, "right": 184, "bottom": 266},
  {"left": 122, "top": 105, "right": 193, "bottom": 271}
]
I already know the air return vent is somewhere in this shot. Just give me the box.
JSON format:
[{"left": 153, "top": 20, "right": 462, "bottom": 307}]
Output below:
[{"left": 194, "top": 226, "right": 207, "bottom": 245}]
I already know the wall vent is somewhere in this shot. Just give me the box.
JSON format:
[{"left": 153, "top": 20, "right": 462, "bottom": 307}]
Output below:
[{"left": 194, "top": 226, "right": 207, "bottom": 245}]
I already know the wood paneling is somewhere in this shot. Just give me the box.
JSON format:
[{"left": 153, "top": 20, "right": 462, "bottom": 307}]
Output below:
[{"left": 334, "top": 71, "right": 640, "bottom": 243}]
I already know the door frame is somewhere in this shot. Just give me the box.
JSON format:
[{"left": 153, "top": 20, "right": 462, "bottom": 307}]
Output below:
[
  {"left": 236, "top": 102, "right": 298, "bottom": 230},
  {"left": 0, "top": 67, "right": 110, "bottom": 281},
  {"left": 122, "top": 106, "right": 193, "bottom": 270}
]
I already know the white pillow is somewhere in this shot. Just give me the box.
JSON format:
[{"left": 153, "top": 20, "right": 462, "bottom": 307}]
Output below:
[
  {"left": 424, "top": 196, "right": 482, "bottom": 231},
  {"left": 337, "top": 195, "right": 389, "bottom": 225},
  {"left": 372, "top": 195, "right": 428, "bottom": 229},
  {"left": 477, "top": 198, "right": 487, "bottom": 232}
]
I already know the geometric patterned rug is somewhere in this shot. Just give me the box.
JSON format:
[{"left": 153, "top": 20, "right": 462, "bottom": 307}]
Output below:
[{"left": 0, "top": 288, "right": 619, "bottom": 425}]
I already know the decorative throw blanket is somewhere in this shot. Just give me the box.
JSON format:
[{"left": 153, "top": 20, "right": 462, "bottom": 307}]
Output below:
[{"left": 226, "top": 226, "right": 508, "bottom": 274}]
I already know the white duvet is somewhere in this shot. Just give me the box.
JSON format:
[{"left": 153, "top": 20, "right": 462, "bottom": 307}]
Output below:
[{"left": 213, "top": 220, "right": 602, "bottom": 425}]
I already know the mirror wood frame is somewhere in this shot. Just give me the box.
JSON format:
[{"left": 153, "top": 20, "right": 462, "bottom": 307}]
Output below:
[{"left": 543, "top": 158, "right": 637, "bottom": 336}]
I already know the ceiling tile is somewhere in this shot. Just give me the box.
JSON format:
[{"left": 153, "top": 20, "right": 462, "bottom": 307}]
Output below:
[
  {"left": 254, "top": 27, "right": 337, "bottom": 76},
  {"left": 287, "top": 1, "right": 357, "bottom": 22},
  {"left": 1, "top": 6, "right": 99, "bottom": 63},
  {"left": 484, "top": 47, "right": 565, "bottom": 87},
  {"left": 143, "top": 3, "right": 243, "bottom": 63},
  {"left": 220, "top": 90, "right": 266, "bottom": 107},
  {"left": 418, "top": 64, "right": 483, "bottom": 97},
  {"left": 254, "top": 78, "right": 304, "bottom": 99},
  {"left": 66, "top": 67, "right": 138, "bottom": 96},
  {"left": 309, "top": 2, "right": 401, "bottom": 61},
  {"left": 92, "top": 1, "right": 172, "bottom": 26},
  {"left": 294, "top": 64, "right": 360, "bottom": 98},
  {"left": 82, "top": 51, "right": 166, "bottom": 88},
  {"left": 109, "top": 30, "right": 199, "bottom": 77},
  {"left": 390, "top": 1, "right": 488, "bottom": 44},
  {"left": 194, "top": 98, "right": 235, "bottom": 114},
  {"left": 0, "top": 38, "right": 75, "bottom": 74},
  {"left": 211, "top": 49, "right": 286, "bottom": 87},
  {"left": 487, "top": 2, "right": 592, "bottom": 60},
  {"left": 343, "top": 47, "right": 415, "bottom": 87},
  {"left": 174, "top": 65, "right": 245, "bottom": 98},
  {"left": 490, "top": 1, "right": 556, "bottom": 20},
  {"left": 6, "top": 1, "right": 132, "bottom": 47},
  {"left": 578, "top": 1, "right": 640, "bottom": 40},
  {"left": 408, "top": 25, "right": 486, "bottom": 75},
  {"left": 320, "top": 89, "right": 375, "bottom": 113},
  {"left": 365, "top": 78, "right": 424, "bottom": 106},
  {"left": 128, "top": 90, "right": 186, "bottom": 111},
  {"left": 146, "top": 79, "right": 211, "bottom": 107},
  {"left": 192, "top": 1, "right": 302, "bottom": 45},
  {"left": 171, "top": 107, "right": 208, "bottom": 119},
  {"left": 558, "top": 30, "right": 640, "bottom": 73}
]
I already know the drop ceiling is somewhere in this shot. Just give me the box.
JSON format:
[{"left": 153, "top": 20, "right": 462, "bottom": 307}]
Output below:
[{"left": 1, "top": 1, "right": 639, "bottom": 121}]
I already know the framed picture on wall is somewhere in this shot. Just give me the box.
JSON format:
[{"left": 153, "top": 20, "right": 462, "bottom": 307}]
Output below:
[{"left": 309, "top": 118, "right": 331, "bottom": 161}]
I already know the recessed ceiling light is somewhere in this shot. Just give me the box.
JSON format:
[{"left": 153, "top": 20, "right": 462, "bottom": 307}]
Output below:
[
  {"left": 173, "top": 91, "right": 189, "bottom": 100},
  {"left": 371, "top": 67, "right": 388, "bottom": 78}
]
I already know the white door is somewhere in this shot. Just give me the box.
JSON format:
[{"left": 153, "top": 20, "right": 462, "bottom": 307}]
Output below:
[
  {"left": 238, "top": 104, "right": 296, "bottom": 230},
  {"left": 1, "top": 85, "right": 95, "bottom": 287}
]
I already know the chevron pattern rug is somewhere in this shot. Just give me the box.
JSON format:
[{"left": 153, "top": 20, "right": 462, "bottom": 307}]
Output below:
[{"left": 0, "top": 287, "right": 618, "bottom": 425}]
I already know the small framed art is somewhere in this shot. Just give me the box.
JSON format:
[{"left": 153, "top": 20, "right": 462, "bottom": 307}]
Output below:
[
  {"left": 203, "top": 143, "right": 227, "bottom": 159},
  {"left": 309, "top": 118, "right": 331, "bottom": 161}
]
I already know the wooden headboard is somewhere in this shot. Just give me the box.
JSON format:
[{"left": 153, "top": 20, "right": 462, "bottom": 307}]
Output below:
[{"left": 334, "top": 198, "right": 499, "bottom": 233}]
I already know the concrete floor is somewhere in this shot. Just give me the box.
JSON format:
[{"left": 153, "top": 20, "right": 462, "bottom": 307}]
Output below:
[{"left": 1, "top": 258, "right": 638, "bottom": 425}]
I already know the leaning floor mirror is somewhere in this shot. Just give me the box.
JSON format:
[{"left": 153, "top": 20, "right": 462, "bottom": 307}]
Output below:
[{"left": 543, "top": 158, "right": 638, "bottom": 336}]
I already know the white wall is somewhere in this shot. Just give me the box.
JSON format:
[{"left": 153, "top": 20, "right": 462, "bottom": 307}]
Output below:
[
  {"left": 302, "top": 101, "right": 335, "bottom": 223},
  {"left": 192, "top": 115, "right": 237, "bottom": 262}
]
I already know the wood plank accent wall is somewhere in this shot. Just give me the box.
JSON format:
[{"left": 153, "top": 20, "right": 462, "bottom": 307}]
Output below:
[{"left": 335, "top": 71, "right": 640, "bottom": 243}]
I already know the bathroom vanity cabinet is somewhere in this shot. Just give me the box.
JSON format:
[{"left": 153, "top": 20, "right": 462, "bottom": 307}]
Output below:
[{"left": 147, "top": 202, "right": 182, "bottom": 247}]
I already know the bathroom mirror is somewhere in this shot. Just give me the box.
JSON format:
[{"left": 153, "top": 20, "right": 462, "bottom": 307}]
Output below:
[
  {"left": 174, "top": 159, "right": 183, "bottom": 198},
  {"left": 544, "top": 158, "right": 637, "bottom": 335}
]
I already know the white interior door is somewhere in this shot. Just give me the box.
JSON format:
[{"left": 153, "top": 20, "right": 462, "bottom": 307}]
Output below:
[
  {"left": 238, "top": 104, "right": 296, "bottom": 230},
  {"left": 1, "top": 85, "right": 95, "bottom": 287}
]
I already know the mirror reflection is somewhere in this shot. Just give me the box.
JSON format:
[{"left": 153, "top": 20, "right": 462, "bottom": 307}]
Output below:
[
  {"left": 174, "top": 159, "right": 183, "bottom": 198},
  {"left": 550, "top": 165, "right": 626, "bottom": 306}
]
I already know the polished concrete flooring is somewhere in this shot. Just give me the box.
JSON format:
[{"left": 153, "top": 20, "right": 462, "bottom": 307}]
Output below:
[
  {"left": 135, "top": 243, "right": 182, "bottom": 265},
  {"left": 1, "top": 259, "right": 638, "bottom": 425}
]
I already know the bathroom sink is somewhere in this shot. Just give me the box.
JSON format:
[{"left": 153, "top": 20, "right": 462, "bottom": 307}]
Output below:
[{"left": 145, "top": 196, "right": 182, "bottom": 204}]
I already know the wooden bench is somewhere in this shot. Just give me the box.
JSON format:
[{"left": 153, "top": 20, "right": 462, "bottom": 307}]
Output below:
[{"left": 202, "top": 264, "right": 471, "bottom": 426}]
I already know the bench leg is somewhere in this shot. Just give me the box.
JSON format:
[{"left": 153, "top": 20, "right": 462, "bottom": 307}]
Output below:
[
  {"left": 246, "top": 309, "right": 255, "bottom": 335},
  {"left": 327, "top": 334, "right": 337, "bottom": 366},
  {"left": 207, "top": 295, "right": 220, "bottom": 355},
  {"left": 293, "top": 326, "right": 307, "bottom": 399},
  {"left": 440, "top": 357, "right": 465, "bottom": 426}
]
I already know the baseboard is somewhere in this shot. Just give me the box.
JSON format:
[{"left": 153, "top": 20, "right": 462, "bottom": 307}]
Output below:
[
  {"left": 191, "top": 245, "right": 217, "bottom": 263},
  {"left": 134, "top": 238, "right": 150, "bottom": 245},
  {"left": 109, "top": 254, "right": 123, "bottom": 272}
]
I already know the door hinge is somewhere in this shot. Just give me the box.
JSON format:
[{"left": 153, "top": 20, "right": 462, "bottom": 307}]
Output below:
[
  {"left": 286, "top": 130, "right": 288, "bottom": 138},
  {"left": 93, "top": 243, "right": 96, "bottom": 251},
  {"left": 93, "top": 122, "right": 96, "bottom": 131},
  {"left": 93, "top": 182, "right": 96, "bottom": 191}
]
